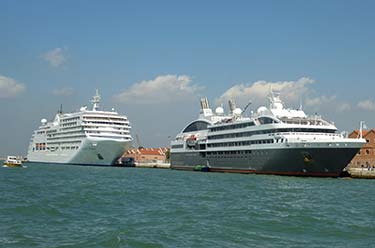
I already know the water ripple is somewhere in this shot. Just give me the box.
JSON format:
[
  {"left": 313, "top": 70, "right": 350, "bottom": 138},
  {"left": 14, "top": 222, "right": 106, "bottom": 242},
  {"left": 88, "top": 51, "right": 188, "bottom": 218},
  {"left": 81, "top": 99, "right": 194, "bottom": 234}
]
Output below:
[{"left": 1, "top": 164, "right": 374, "bottom": 247}]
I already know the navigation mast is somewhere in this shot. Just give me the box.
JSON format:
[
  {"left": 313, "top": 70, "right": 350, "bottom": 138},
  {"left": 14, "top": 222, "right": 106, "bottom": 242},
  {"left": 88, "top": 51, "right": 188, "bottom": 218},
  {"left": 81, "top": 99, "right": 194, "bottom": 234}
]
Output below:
[{"left": 91, "top": 89, "right": 101, "bottom": 111}]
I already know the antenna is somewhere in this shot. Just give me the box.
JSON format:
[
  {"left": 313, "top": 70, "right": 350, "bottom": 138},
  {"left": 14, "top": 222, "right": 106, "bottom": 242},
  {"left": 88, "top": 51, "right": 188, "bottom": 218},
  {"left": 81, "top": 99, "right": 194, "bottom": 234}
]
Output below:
[
  {"left": 270, "top": 85, "right": 276, "bottom": 99},
  {"left": 91, "top": 89, "right": 101, "bottom": 111},
  {"left": 268, "top": 86, "right": 274, "bottom": 106},
  {"left": 58, "top": 104, "right": 63, "bottom": 114},
  {"left": 136, "top": 134, "right": 142, "bottom": 149},
  {"left": 242, "top": 100, "right": 252, "bottom": 115},
  {"left": 359, "top": 121, "right": 367, "bottom": 139}
]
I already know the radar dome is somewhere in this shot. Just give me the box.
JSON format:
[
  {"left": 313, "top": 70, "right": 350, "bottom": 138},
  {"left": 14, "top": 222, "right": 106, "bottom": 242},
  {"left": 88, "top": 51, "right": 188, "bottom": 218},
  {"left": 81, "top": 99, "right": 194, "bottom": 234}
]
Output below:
[
  {"left": 215, "top": 107, "right": 224, "bottom": 115},
  {"left": 257, "top": 106, "right": 268, "bottom": 114},
  {"left": 41, "top": 118, "right": 47, "bottom": 125},
  {"left": 233, "top": 108, "right": 242, "bottom": 116}
]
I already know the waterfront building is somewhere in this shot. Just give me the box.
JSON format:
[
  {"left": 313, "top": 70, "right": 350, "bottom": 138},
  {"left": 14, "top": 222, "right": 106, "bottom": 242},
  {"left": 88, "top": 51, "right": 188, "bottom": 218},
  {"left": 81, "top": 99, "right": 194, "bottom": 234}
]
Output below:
[
  {"left": 348, "top": 129, "right": 375, "bottom": 169},
  {"left": 123, "top": 147, "right": 169, "bottom": 163}
]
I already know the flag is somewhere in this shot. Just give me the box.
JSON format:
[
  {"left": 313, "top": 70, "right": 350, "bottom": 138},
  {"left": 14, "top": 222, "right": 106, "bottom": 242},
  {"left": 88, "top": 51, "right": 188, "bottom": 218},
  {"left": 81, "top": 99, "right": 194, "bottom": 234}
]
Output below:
[{"left": 363, "top": 122, "right": 368, "bottom": 130}]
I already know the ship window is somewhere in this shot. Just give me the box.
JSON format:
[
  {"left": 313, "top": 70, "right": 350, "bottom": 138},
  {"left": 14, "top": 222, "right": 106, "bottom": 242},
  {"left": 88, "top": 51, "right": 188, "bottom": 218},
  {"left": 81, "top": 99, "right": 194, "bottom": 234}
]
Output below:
[
  {"left": 172, "top": 144, "right": 183, "bottom": 149},
  {"left": 257, "top": 117, "right": 278, "bottom": 125},
  {"left": 183, "top": 121, "right": 210, "bottom": 133}
]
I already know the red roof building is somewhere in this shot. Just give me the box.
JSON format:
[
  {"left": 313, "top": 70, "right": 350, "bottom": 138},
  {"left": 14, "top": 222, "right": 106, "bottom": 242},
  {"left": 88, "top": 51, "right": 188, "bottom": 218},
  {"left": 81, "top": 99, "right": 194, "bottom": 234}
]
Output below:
[
  {"left": 348, "top": 129, "right": 375, "bottom": 168},
  {"left": 123, "top": 147, "right": 169, "bottom": 163}
]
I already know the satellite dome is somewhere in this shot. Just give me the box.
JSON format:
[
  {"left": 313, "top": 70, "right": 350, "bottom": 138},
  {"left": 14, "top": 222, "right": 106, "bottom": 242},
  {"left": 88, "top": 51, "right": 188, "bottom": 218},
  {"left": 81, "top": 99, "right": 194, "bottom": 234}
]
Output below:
[
  {"left": 233, "top": 108, "right": 242, "bottom": 116},
  {"left": 215, "top": 107, "right": 224, "bottom": 115},
  {"left": 41, "top": 118, "right": 47, "bottom": 125},
  {"left": 257, "top": 106, "right": 268, "bottom": 114}
]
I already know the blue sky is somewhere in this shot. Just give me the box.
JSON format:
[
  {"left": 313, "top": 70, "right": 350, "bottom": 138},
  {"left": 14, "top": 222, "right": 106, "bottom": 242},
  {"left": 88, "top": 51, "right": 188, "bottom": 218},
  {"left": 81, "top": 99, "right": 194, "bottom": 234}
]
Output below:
[{"left": 1, "top": 0, "right": 375, "bottom": 155}]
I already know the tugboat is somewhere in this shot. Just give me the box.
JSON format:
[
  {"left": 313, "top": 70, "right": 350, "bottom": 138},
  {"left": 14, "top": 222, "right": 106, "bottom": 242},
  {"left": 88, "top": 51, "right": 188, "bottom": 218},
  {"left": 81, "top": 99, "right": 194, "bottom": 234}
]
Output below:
[{"left": 3, "top": 156, "right": 23, "bottom": 167}]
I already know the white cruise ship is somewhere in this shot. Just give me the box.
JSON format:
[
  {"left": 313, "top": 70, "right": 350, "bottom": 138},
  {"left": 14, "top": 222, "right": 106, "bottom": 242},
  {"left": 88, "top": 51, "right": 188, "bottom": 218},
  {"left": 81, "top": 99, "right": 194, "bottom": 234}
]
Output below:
[
  {"left": 27, "top": 90, "right": 132, "bottom": 166},
  {"left": 170, "top": 91, "right": 365, "bottom": 177}
]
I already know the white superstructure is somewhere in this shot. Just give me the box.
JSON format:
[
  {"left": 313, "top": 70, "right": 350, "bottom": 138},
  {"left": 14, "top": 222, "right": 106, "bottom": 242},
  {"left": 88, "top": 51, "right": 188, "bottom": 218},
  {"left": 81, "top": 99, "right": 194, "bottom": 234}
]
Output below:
[{"left": 27, "top": 90, "right": 132, "bottom": 166}]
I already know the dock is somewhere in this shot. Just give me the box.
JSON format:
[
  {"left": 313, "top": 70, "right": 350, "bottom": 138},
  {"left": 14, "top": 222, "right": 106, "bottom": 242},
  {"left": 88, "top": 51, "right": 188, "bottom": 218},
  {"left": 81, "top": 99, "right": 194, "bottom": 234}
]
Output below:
[
  {"left": 349, "top": 168, "right": 375, "bottom": 179},
  {"left": 135, "top": 162, "right": 171, "bottom": 169}
]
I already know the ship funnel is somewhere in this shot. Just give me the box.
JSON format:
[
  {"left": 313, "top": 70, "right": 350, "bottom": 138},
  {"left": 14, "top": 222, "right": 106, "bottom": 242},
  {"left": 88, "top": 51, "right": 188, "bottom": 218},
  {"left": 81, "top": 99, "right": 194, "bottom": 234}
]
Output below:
[
  {"left": 228, "top": 99, "right": 236, "bottom": 114},
  {"left": 200, "top": 98, "right": 205, "bottom": 110},
  {"left": 199, "top": 97, "right": 213, "bottom": 117},
  {"left": 200, "top": 97, "right": 210, "bottom": 110}
]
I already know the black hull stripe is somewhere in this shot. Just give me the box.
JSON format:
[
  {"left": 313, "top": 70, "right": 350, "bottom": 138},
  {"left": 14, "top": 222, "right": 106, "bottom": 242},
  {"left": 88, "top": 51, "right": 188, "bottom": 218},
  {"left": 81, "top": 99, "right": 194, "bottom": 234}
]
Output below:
[{"left": 171, "top": 166, "right": 340, "bottom": 177}]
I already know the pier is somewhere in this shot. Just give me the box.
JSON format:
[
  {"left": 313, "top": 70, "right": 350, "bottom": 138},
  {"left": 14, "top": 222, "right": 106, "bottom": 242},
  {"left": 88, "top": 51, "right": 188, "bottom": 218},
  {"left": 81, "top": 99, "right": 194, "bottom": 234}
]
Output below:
[
  {"left": 349, "top": 168, "right": 375, "bottom": 179},
  {"left": 135, "top": 162, "right": 170, "bottom": 169}
]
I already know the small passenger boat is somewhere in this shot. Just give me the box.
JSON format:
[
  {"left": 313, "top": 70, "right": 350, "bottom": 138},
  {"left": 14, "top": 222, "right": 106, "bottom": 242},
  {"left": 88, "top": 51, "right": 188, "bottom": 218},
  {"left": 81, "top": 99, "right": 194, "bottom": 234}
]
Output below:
[{"left": 3, "top": 156, "right": 23, "bottom": 167}]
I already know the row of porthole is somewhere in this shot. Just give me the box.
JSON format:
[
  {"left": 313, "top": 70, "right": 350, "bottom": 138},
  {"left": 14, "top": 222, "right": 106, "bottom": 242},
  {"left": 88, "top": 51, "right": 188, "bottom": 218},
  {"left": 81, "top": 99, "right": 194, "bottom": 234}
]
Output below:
[
  {"left": 357, "top": 149, "right": 373, "bottom": 155},
  {"left": 208, "top": 139, "right": 275, "bottom": 148}
]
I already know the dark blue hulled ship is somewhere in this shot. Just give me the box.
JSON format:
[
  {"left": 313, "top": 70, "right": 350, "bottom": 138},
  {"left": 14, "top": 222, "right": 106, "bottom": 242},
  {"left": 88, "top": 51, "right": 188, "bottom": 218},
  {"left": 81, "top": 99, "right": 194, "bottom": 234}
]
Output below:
[{"left": 170, "top": 91, "right": 365, "bottom": 177}]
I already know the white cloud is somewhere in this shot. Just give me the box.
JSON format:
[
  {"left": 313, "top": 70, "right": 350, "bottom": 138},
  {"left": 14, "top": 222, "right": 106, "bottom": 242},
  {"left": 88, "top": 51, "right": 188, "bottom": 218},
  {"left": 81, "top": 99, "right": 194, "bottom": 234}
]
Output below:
[
  {"left": 41, "top": 47, "right": 67, "bottom": 67},
  {"left": 305, "top": 95, "right": 337, "bottom": 107},
  {"left": 216, "top": 77, "right": 314, "bottom": 107},
  {"left": 52, "top": 87, "right": 74, "bottom": 96},
  {"left": 338, "top": 103, "right": 351, "bottom": 112},
  {"left": 215, "top": 77, "right": 354, "bottom": 114},
  {"left": 0, "top": 75, "right": 25, "bottom": 98},
  {"left": 114, "top": 74, "right": 203, "bottom": 104},
  {"left": 304, "top": 97, "right": 321, "bottom": 107},
  {"left": 357, "top": 99, "right": 375, "bottom": 111},
  {"left": 305, "top": 95, "right": 353, "bottom": 114}
]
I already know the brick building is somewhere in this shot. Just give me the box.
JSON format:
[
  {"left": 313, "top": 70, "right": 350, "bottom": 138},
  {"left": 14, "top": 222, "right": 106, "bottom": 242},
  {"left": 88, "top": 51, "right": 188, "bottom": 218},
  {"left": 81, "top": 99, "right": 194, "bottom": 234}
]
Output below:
[
  {"left": 348, "top": 129, "right": 375, "bottom": 169},
  {"left": 123, "top": 147, "right": 169, "bottom": 163}
]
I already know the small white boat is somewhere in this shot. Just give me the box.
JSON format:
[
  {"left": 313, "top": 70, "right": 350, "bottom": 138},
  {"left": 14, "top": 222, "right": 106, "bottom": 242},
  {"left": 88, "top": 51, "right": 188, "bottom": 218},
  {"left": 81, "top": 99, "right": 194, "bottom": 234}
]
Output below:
[{"left": 3, "top": 156, "right": 23, "bottom": 167}]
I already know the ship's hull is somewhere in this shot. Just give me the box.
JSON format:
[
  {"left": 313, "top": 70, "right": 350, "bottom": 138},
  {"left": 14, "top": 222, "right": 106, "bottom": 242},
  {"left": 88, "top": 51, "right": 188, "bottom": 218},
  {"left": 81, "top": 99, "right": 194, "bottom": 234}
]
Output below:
[
  {"left": 171, "top": 147, "right": 360, "bottom": 177},
  {"left": 27, "top": 137, "right": 131, "bottom": 166},
  {"left": 3, "top": 163, "right": 22, "bottom": 168}
]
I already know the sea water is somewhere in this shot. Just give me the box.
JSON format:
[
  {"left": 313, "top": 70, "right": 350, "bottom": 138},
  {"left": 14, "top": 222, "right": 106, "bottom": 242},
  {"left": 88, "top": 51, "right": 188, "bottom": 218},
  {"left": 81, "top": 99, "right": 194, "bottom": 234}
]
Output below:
[{"left": 0, "top": 163, "right": 374, "bottom": 248}]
